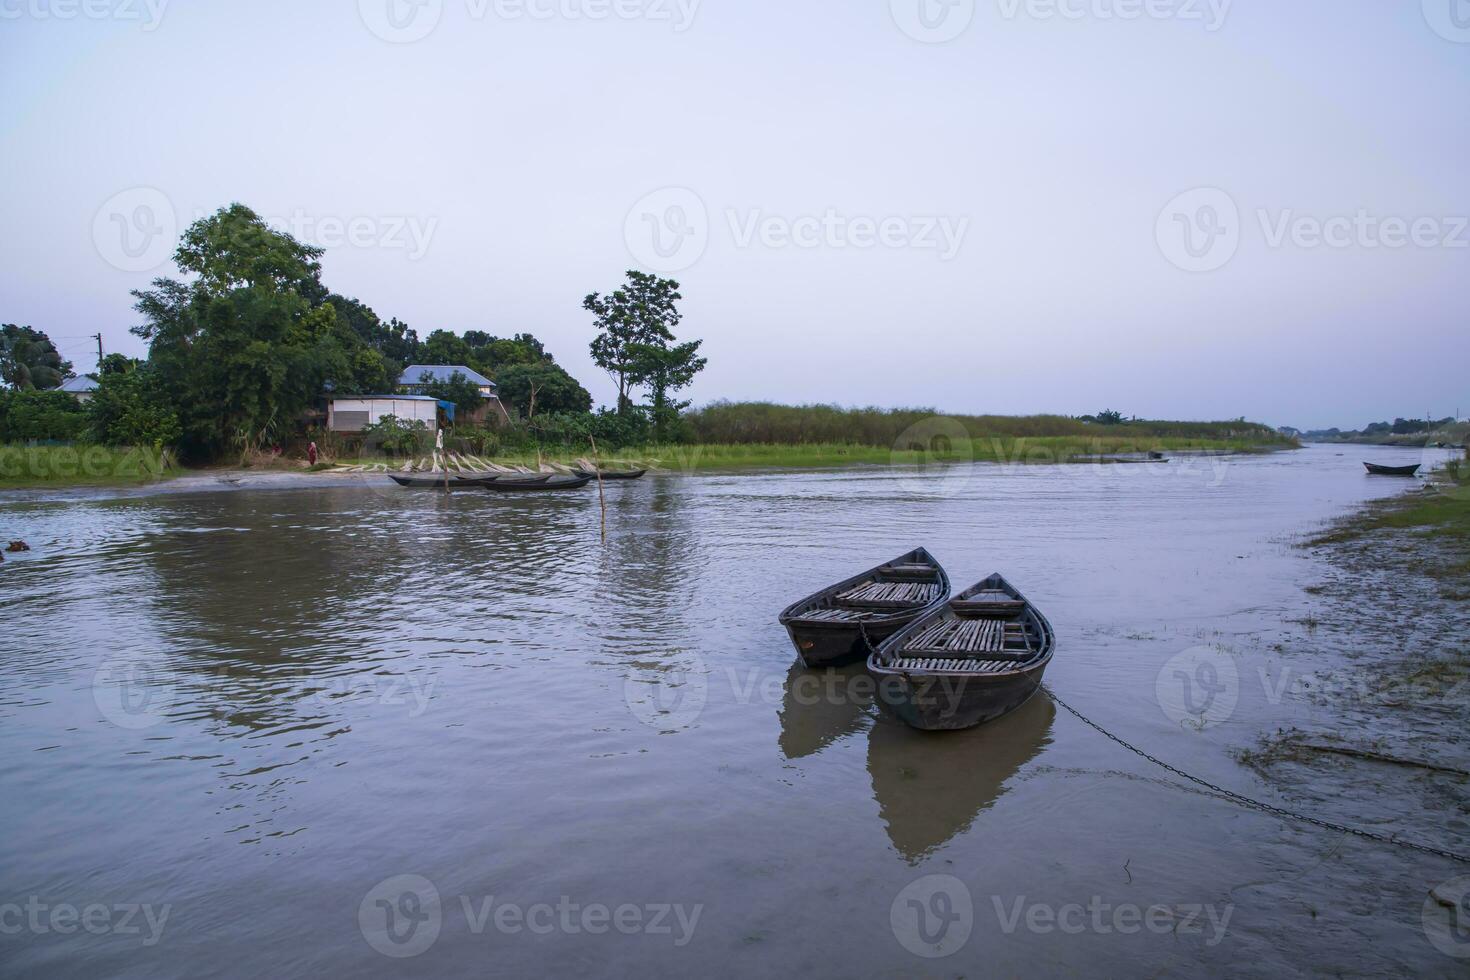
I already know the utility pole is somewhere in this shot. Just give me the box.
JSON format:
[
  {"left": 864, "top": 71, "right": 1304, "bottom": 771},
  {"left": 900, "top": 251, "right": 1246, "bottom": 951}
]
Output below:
[{"left": 92, "top": 333, "right": 104, "bottom": 372}]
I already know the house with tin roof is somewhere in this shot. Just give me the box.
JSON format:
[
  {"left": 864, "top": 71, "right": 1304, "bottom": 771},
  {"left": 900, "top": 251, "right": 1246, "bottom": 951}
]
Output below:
[{"left": 396, "top": 365, "right": 508, "bottom": 423}]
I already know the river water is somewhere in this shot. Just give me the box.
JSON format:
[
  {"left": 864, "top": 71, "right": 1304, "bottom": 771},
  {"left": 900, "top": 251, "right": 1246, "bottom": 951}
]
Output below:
[{"left": 1, "top": 444, "right": 1463, "bottom": 977}]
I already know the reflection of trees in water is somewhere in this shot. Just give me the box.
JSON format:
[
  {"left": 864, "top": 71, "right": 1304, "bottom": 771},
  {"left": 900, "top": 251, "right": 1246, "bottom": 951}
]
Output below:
[
  {"left": 777, "top": 660, "right": 872, "bottom": 760},
  {"left": 119, "top": 487, "right": 603, "bottom": 844},
  {"left": 866, "top": 695, "right": 1054, "bottom": 864}
]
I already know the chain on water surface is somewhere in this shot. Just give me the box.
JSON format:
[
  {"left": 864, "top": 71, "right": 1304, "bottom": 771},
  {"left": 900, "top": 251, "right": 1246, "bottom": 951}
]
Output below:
[{"left": 1041, "top": 685, "right": 1470, "bottom": 865}]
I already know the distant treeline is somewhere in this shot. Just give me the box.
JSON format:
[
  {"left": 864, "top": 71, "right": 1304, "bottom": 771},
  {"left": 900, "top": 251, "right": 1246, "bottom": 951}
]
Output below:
[{"left": 682, "top": 401, "right": 1289, "bottom": 447}]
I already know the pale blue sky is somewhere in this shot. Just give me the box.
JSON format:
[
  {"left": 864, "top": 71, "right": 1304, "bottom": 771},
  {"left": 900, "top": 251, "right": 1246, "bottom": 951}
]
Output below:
[{"left": 2, "top": 0, "right": 1466, "bottom": 429}]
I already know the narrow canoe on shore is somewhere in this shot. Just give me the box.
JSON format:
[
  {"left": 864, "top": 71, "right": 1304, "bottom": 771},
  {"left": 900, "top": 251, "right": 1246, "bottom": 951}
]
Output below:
[
  {"left": 869, "top": 573, "right": 1055, "bottom": 731},
  {"left": 574, "top": 468, "right": 648, "bottom": 481},
  {"left": 453, "top": 472, "right": 551, "bottom": 485},
  {"left": 475, "top": 474, "right": 593, "bottom": 492},
  {"left": 1363, "top": 462, "right": 1421, "bottom": 476},
  {"left": 389, "top": 473, "right": 462, "bottom": 488},
  {"left": 778, "top": 548, "right": 951, "bottom": 668}
]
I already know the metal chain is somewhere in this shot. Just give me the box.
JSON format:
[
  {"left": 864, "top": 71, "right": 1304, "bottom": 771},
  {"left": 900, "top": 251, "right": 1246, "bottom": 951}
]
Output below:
[{"left": 1041, "top": 685, "right": 1470, "bottom": 865}]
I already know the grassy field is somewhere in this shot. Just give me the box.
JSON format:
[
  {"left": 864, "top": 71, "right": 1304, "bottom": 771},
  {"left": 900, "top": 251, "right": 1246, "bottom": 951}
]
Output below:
[
  {"left": 681, "top": 401, "right": 1292, "bottom": 447},
  {"left": 0, "top": 444, "right": 179, "bottom": 489}
]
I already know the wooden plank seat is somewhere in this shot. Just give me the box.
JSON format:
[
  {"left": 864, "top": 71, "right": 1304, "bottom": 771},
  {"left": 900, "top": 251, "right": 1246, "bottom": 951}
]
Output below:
[
  {"left": 793, "top": 607, "right": 882, "bottom": 623},
  {"left": 876, "top": 563, "right": 938, "bottom": 580},
  {"left": 835, "top": 581, "right": 942, "bottom": 609},
  {"left": 949, "top": 598, "right": 1026, "bottom": 615},
  {"left": 899, "top": 617, "right": 1033, "bottom": 657}
]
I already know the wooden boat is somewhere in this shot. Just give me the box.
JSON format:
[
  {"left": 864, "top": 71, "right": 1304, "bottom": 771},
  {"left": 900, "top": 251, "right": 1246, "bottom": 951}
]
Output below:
[
  {"left": 389, "top": 473, "right": 462, "bottom": 489},
  {"left": 575, "top": 468, "right": 648, "bottom": 481},
  {"left": 478, "top": 473, "right": 593, "bottom": 492},
  {"left": 1363, "top": 462, "right": 1420, "bottom": 476},
  {"left": 778, "top": 548, "right": 950, "bottom": 668},
  {"left": 453, "top": 472, "right": 550, "bottom": 484},
  {"left": 869, "top": 573, "right": 1055, "bottom": 731}
]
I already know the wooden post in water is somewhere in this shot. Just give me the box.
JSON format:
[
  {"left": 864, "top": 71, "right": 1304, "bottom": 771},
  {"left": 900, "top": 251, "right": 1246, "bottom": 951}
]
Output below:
[{"left": 589, "top": 435, "right": 606, "bottom": 543}]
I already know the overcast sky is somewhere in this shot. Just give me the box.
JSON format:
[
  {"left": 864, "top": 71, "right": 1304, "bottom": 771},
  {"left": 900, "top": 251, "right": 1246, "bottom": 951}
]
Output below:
[{"left": 2, "top": 0, "right": 1466, "bottom": 430}]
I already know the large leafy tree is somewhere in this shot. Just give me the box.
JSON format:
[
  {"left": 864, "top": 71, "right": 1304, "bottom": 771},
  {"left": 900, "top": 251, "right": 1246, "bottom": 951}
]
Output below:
[
  {"left": 495, "top": 361, "right": 592, "bottom": 418},
  {"left": 1, "top": 324, "right": 73, "bottom": 390},
  {"left": 585, "top": 271, "right": 705, "bottom": 433},
  {"left": 585, "top": 271, "right": 686, "bottom": 414},
  {"left": 131, "top": 203, "right": 381, "bottom": 459},
  {"left": 421, "top": 329, "right": 472, "bottom": 366},
  {"left": 627, "top": 338, "right": 706, "bottom": 437}
]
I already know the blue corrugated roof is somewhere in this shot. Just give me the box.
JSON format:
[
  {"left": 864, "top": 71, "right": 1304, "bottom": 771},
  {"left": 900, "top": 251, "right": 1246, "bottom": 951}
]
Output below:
[
  {"left": 398, "top": 364, "right": 496, "bottom": 388},
  {"left": 61, "top": 375, "right": 99, "bottom": 393}
]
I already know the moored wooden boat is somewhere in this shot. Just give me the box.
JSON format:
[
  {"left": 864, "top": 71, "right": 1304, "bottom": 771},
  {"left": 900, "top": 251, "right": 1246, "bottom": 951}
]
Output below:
[
  {"left": 478, "top": 473, "right": 593, "bottom": 492},
  {"left": 453, "top": 472, "right": 551, "bottom": 484},
  {"left": 389, "top": 473, "right": 462, "bottom": 488},
  {"left": 778, "top": 548, "right": 950, "bottom": 668},
  {"left": 1363, "top": 462, "right": 1420, "bottom": 476},
  {"left": 574, "top": 468, "right": 647, "bottom": 481},
  {"left": 869, "top": 573, "right": 1054, "bottom": 731}
]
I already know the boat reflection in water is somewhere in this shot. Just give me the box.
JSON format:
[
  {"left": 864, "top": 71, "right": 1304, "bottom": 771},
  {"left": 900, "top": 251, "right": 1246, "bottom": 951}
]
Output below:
[
  {"left": 866, "top": 694, "right": 1055, "bottom": 863},
  {"left": 776, "top": 660, "right": 874, "bottom": 760},
  {"left": 777, "top": 658, "right": 1055, "bottom": 862}
]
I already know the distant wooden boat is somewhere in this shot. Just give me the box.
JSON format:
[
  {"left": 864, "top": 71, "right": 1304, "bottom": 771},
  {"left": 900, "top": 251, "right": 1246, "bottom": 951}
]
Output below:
[
  {"left": 575, "top": 468, "right": 647, "bottom": 481},
  {"left": 389, "top": 473, "right": 460, "bottom": 488},
  {"left": 779, "top": 548, "right": 950, "bottom": 668},
  {"left": 478, "top": 474, "right": 593, "bottom": 492},
  {"left": 453, "top": 472, "right": 551, "bottom": 484},
  {"left": 869, "top": 573, "right": 1055, "bottom": 731},
  {"left": 1363, "top": 462, "right": 1420, "bottom": 476}
]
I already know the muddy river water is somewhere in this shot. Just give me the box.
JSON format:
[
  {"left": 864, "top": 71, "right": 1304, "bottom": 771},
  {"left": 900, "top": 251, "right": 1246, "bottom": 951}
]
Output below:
[{"left": 1, "top": 444, "right": 1465, "bottom": 977}]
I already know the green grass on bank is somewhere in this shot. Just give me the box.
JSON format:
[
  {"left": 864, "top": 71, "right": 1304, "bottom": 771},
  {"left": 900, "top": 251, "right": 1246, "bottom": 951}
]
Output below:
[{"left": 0, "top": 444, "right": 179, "bottom": 489}]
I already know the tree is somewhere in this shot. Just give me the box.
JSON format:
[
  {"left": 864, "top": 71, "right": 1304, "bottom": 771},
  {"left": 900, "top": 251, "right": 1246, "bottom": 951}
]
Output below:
[
  {"left": 0, "top": 388, "right": 88, "bottom": 441},
  {"left": 1095, "top": 409, "right": 1125, "bottom": 425},
  {"left": 414, "top": 369, "right": 483, "bottom": 418},
  {"left": 1, "top": 324, "right": 73, "bottom": 390},
  {"left": 585, "top": 271, "right": 685, "bottom": 414},
  {"left": 495, "top": 362, "right": 592, "bottom": 418},
  {"left": 421, "top": 329, "right": 472, "bottom": 366},
  {"left": 175, "top": 202, "right": 323, "bottom": 295},
  {"left": 627, "top": 339, "right": 706, "bottom": 438},
  {"left": 87, "top": 367, "right": 181, "bottom": 448},
  {"left": 132, "top": 205, "right": 358, "bottom": 458}
]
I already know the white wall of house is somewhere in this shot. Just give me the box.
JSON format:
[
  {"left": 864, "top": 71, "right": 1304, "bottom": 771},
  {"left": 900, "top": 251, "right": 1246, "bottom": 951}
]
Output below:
[{"left": 327, "top": 397, "right": 440, "bottom": 433}]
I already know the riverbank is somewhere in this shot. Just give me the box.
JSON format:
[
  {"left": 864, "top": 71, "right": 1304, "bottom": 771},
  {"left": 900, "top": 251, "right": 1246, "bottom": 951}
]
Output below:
[{"left": 1235, "top": 455, "right": 1470, "bottom": 884}]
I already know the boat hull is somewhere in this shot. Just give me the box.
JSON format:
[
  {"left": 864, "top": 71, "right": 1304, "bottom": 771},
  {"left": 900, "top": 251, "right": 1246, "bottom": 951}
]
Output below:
[
  {"left": 874, "top": 661, "right": 1049, "bottom": 731},
  {"left": 869, "top": 572, "right": 1055, "bottom": 731},
  {"left": 783, "top": 615, "right": 919, "bottom": 670},
  {"left": 778, "top": 548, "right": 951, "bottom": 669},
  {"left": 1363, "top": 462, "right": 1420, "bottom": 476}
]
